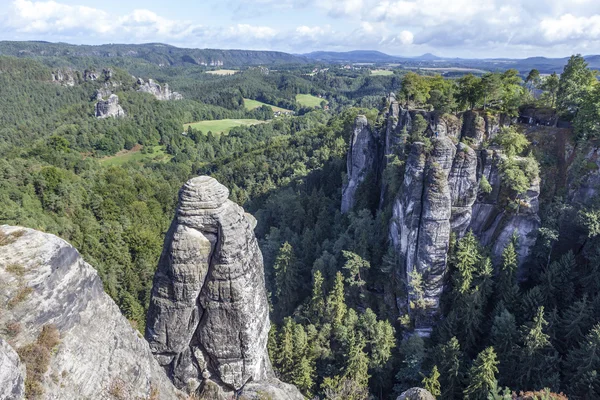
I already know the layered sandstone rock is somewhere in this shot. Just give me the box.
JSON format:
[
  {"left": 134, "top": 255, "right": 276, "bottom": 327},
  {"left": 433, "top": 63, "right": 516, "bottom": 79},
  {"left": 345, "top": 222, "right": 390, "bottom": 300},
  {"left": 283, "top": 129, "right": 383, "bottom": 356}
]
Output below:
[
  {"left": 0, "top": 226, "right": 180, "bottom": 399},
  {"left": 145, "top": 176, "right": 303, "bottom": 399}
]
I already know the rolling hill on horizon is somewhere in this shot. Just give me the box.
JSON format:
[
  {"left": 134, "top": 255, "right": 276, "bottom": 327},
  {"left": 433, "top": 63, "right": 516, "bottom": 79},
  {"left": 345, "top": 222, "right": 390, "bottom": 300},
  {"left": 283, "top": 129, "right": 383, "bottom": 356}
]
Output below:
[{"left": 2, "top": 41, "right": 600, "bottom": 73}]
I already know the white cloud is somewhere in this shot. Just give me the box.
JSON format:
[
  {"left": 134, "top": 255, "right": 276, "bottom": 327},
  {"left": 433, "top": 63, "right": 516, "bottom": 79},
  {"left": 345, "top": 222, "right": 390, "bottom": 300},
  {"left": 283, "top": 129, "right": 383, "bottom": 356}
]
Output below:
[
  {"left": 4, "top": 0, "right": 600, "bottom": 56},
  {"left": 540, "top": 14, "right": 600, "bottom": 42}
]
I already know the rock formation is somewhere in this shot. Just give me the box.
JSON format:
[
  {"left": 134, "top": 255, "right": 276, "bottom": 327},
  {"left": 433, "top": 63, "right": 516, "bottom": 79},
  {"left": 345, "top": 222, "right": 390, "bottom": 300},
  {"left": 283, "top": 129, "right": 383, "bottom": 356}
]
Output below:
[
  {"left": 0, "top": 225, "right": 180, "bottom": 399},
  {"left": 145, "top": 176, "right": 303, "bottom": 399},
  {"left": 341, "top": 115, "right": 380, "bottom": 213},
  {"left": 396, "top": 387, "right": 436, "bottom": 400},
  {"left": 138, "top": 78, "right": 183, "bottom": 101},
  {"left": 95, "top": 93, "right": 126, "bottom": 118},
  {"left": 0, "top": 338, "right": 25, "bottom": 400},
  {"left": 342, "top": 94, "right": 540, "bottom": 332},
  {"left": 51, "top": 68, "right": 76, "bottom": 86}
]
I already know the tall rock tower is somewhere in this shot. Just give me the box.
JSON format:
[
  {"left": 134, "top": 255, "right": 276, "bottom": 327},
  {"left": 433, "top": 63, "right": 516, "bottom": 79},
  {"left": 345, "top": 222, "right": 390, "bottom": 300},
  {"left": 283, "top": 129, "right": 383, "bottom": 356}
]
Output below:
[{"left": 145, "top": 176, "right": 303, "bottom": 399}]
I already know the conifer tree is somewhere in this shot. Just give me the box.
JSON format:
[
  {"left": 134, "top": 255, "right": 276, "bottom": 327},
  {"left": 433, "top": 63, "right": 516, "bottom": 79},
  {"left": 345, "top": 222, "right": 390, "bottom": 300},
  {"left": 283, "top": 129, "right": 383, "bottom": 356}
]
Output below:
[
  {"left": 343, "top": 333, "right": 371, "bottom": 391},
  {"left": 558, "top": 296, "right": 594, "bottom": 353},
  {"left": 308, "top": 270, "right": 325, "bottom": 324},
  {"left": 464, "top": 347, "right": 499, "bottom": 400},
  {"left": 496, "top": 242, "right": 519, "bottom": 312},
  {"left": 490, "top": 307, "right": 518, "bottom": 386},
  {"left": 518, "top": 306, "right": 560, "bottom": 391},
  {"left": 273, "top": 242, "right": 300, "bottom": 319},
  {"left": 436, "top": 337, "right": 465, "bottom": 400},
  {"left": 342, "top": 250, "right": 370, "bottom": 306},
  {"left": 565, "top": 324, "right": 600, "bottom": 399},
  {"left": 422, "top": 365, "right": 441, "bottom": 397},
  {"left": 276, "top": 317, "right": 296, "bottom": 380},
  {"left": 452, "top": 231, "right": 481, "bottom": 294},
  {"left": 326, "top": 272, "right": 347, "bottom": 329}
]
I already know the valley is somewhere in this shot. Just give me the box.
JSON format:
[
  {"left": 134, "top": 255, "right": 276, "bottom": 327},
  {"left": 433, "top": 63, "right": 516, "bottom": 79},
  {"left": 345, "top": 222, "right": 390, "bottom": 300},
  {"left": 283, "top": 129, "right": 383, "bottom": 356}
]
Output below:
[{"left": 1, "top": 39, "right": 600, "bottom": 400}]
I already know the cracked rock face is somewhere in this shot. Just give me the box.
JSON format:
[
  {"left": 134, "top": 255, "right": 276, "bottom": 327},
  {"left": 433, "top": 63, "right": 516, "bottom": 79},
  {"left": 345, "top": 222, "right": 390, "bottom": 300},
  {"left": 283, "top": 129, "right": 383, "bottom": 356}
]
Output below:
[
  {"left": 95, "top": 93, "right": 126, "bottom": 118},
  {"left": 0, "top": 338, "right": 25, "bottom": 400},
  {"left": 145, "top": 176, "right": 303, "bottom": 399},
  {"left": 0, "top": 225, "right": 179, "bottom": 399}
]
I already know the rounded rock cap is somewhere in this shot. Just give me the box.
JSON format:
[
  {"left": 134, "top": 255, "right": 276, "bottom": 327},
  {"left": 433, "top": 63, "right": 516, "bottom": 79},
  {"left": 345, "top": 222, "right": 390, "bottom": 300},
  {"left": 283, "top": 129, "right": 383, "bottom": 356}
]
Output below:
[{"left": 179, "top": 176, "right": 229, "bottom": 210}]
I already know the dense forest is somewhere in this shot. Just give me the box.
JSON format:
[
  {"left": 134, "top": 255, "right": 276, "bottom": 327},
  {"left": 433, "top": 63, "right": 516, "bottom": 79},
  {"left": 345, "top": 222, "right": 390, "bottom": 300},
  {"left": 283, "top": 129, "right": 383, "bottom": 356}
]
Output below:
[{"left": 2, "top": 44, "right": 600, "bottom": 400}]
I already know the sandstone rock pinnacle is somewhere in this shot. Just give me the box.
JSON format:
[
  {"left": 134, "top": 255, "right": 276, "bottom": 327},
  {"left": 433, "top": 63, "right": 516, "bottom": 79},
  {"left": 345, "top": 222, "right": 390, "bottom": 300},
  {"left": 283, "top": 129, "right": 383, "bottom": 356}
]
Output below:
[{"left": 145, "top": 176, "right": 303, "bottom": 399}]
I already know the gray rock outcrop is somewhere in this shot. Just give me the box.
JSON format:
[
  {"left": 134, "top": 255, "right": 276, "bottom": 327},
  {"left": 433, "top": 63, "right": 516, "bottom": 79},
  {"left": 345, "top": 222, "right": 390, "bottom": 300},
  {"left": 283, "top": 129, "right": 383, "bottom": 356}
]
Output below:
[
  {"left": 95, "top": 93, "right": 126, "bottom": 118},
  {"left": 397, "top": 387, "right": 436, "bottom": 400},
  {"left": 341, "top": 115, "right": 379, "bottom": 213},
  {"left": 145, "top": 176, "right": 303, "bottom": 399},
  {"left": 51, "top": 68, "right": 76, "bottom": 86},
  {"left": 0, "top": 338, "right": 25, "bottom": 400},
  {"left": 0, "top": 225, "right": 180, "bottom": 399},
  {"left": 137, "top": 78, "right": 183, "bottom": 101}
]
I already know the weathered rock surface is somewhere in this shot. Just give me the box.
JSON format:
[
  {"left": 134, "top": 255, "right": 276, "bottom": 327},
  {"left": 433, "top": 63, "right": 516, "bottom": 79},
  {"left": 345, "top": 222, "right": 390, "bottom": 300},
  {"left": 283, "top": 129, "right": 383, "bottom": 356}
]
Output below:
[
  {"left": 0, "top": 225, "right": 180, "bottom": 399},
  {"left": 342, "top": 96, "right": 540, "bottom": 331},
  {"left": 51, "top": 68, "right": 76, "bottom": 86},
  {"left": 396, "top": 387, "right": 436, "bottom": 400},
  {"left": 449, "top": 142, "right": 479, "bottom": 235},
  {"left": 342, "top": 115, "right": 379, "bottom": 213},
  {"left": 470, "top": 153, "right": 541, "bottom": 266},
  {"left": 145, "top": 176, "right": 303, "bottom": 399},
  {"left": 95, "top": 93, "right": 126, "bottom": 118},
  {"left": 0, "top": 338, "right": 25, "bottom": 400},
  {"left": 138, "top": 78, "right": 183, "bottom": 101}
]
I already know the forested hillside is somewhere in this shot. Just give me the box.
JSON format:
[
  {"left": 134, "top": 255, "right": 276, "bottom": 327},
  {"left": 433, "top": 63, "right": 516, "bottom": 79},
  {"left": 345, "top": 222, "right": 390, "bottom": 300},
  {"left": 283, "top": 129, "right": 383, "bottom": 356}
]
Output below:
[{"left": 2, "top": 44, "right": 600, "bottom": 400}]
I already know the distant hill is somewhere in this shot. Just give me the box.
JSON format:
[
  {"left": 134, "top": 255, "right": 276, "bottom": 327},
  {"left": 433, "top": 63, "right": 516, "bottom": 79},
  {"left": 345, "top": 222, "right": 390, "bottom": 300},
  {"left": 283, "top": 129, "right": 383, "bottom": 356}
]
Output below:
[
  {"left": 0, "top": 41, "right": 309, "bottom": 67},
  {"left": 303, "top": 50, "right": 402, "bottom": 63}
]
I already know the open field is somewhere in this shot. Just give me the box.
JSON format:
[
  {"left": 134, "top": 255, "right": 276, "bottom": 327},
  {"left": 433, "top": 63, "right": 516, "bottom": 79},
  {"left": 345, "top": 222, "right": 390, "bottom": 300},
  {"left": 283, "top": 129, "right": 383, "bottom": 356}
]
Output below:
[
  {"left": 184, "top": 119, "right": 265, "bottom": 134},
  {"left": 100, "top": 145, "right": 171, "bottom": 166},
  {"left": 370, "top": 69, "right": 394, "bottom": 76},
  {"left": 296, "top": 94, "right": 326, "bottom": 108},
  {"left": 243, "top": 98, "right": 292, "bottom": 113},
  {"left": 205, "top": 69, "right": 238, "bottom": 75}
]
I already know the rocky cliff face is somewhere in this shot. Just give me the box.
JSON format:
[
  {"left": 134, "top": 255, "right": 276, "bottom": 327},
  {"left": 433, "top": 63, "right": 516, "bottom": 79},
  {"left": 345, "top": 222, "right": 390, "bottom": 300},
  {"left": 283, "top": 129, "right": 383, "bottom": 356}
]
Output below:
[
  {"left": 95, "top": 93, "right": 126, "bottom": 118},
  {"left": 137, "top": 78, "right": 183, "bottom": 100},
  {"left": 341, "top": 115, "right": 379, "bottom": 213},
  {"left": 342, "top": 96, "right": 540, "bottom": 331},
  {"left": 0, "top": 225, "right": 180, "bottom": 399},
  {"left": 145, "top": 176, "right": 303, "bottom": 400}
]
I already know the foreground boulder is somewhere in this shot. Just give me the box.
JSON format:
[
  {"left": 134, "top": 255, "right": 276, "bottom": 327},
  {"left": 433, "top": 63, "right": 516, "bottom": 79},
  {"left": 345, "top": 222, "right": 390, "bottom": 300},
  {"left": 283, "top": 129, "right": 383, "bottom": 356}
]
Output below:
[
  {"left": 0, "top": 226, "right": 180, "bottom": 399},
  {"left": 145, "top": 176, "right": 303, "bottom": 399}
]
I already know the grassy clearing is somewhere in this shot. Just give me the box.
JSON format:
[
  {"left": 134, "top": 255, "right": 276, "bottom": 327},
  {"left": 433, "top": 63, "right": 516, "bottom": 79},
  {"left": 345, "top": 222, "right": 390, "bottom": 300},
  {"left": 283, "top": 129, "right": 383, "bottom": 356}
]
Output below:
[
  {"left": 100, "top": 145, "right": 171, "bottom": 166},
  {"left": 296, "top": 94, "right": 326, "bottom": 108},
  {"left": 243, "top": 98, "right": 292, "bottom": 113},
  {"left": 370, "top": 69, "right": 394, "bottom": 76},
  {"left": 205, "top": 69, "right": 238, "bottom": 76},
  {"left": 184, "top": 119, "right": 265, "bottom": 134}
]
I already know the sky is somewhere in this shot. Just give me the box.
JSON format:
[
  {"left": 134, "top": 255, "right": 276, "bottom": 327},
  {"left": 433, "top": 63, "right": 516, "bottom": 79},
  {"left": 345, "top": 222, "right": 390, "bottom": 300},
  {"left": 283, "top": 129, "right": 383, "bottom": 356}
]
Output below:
[{"left": 1, "top": 0, "right": 600, "bottom": 58}]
